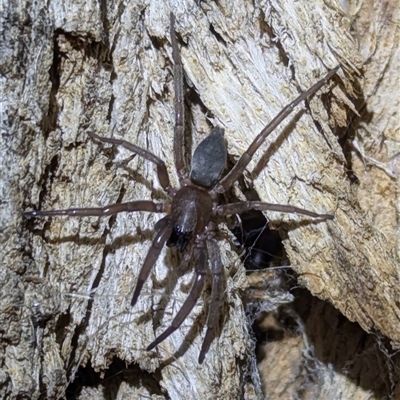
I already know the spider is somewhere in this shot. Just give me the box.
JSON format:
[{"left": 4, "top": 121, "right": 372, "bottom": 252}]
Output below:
[{"left": 24, "top": 13, "right": 338, "bottom": 364}]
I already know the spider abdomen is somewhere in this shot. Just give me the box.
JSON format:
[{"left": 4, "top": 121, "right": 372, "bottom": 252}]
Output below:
[
  {"left": 190, "top": 127, "right": 227, "bottom": 189},
  {"left": 167, "top": 186, "right": 212, "bottom": 251}
]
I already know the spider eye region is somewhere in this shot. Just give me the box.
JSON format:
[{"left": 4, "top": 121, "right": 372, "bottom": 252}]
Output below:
[
  {"left": 190, "top": 127, "right": 227, "bottom": 189},
  {"left": 168, "top": 186, "right": 213, "bottom": 251},
  {"left": 166, "top": 227, "right": 192, "bottom": 251}
]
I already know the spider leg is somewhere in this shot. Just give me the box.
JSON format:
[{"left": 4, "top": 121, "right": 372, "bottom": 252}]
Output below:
[
  {"left": 146, "top": 240, "right": 207, "bottom": 353},
  {"left": 213, "top": 66, "right": 340, "bottom": 194},
  {"left": 170, "top": 13, "right": 188, "bottom": 183},
  {"left": 198, "top": 236, "right": 224, "bottom": 364},
  {"left": 88, "top": 132, "right": 173, "bottom": 195},
  {"left": 131, "top": 216, "right": 173, "bottom": 306},
  {"left": 216, "top": 201, "right": 334, "bottom": 220},
  {"left": 23, "top": 201, "right": 166, "bottom": 218}
]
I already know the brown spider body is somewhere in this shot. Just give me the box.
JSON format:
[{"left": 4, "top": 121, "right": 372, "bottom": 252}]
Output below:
[
  {"left": 168, "top": 186, "right": 213, "bottom": 251},
  {"left": 24, "top": 13, "right": 339, "bottom": 363},
  {"left": 190, "top": 127, "right": 227, "bottom": 188}
]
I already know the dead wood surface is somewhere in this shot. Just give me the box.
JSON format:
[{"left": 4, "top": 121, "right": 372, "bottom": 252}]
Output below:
[{"left": 1, "top": 0, "right": 399, "bottom": 399}]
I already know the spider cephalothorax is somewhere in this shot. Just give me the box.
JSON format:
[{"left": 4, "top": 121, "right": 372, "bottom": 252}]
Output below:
[
  {"left": 168, "top": 186, "right": 213, "bottom": 249},
  {"left": 24, "top": 13, "right": 338, "bottom": 363}
]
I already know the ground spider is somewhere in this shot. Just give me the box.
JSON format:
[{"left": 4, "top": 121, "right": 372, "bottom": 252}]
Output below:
[{"left": 24, "top": 13, "right": 338, "bottom": 363}]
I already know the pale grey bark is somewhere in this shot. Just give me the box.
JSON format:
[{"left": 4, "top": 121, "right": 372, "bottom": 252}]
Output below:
[{"left": 1, "top": 0, "right": 398, "bottom": 399}]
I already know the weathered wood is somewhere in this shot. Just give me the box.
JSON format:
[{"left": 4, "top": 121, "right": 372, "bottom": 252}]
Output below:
[{"left": 1, "top": 0, "right": 398, "bottom": 399}]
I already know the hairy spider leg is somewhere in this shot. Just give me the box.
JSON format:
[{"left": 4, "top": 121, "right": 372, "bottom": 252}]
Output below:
[
  {"left": 146, "top": 240, "right": 208, "bottom": 353},
  {"left": 170, "top": 13, "right": 188, "bottom": 182},
  {"left": 23, "top": 201, "right": 165, "bottom": 218},
  {"left": 214, "top": 66, "right": 340, "bottom": 194},
  {"left": 216, "top": 201, "right": 334, "bottom": 220},
  {"left": 199, "top": 236, "right": 225, "bottom": 363},
  {"left": 131, "top": 216, "right": 173, "bottom": 306},
  {"left": 88, "top": 132, "right": 173, "bottom": 195}
]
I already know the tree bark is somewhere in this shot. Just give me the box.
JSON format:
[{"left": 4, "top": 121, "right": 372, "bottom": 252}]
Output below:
[{"left": 1, "top": 0, "right": 398, "bottom": 399}]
